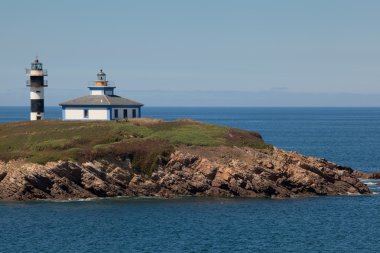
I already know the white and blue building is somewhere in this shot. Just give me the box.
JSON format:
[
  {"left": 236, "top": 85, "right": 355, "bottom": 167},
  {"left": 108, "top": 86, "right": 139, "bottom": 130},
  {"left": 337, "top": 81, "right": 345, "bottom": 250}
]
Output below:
[{"left": 60, "top": 70, "right": 143, "bottom": 120}]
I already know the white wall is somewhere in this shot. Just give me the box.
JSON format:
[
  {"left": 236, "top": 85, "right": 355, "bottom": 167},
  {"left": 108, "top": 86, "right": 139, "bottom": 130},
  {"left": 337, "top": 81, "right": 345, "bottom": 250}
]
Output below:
[
  {"left": 30, "top": 112, "right": 44, "bottom": 121},
  {"left": 90, "top": 90, "right": 104, "bottom": 95},
  {"left": 90, "top": 89, "right": 114, "bottom": 95},
  {"left": 64, "top": 108, "right": 108, "bottom": 120},
  {"left": 29, "top": 70, "right": 44, "bottom": 76},
  {"left": 30, "top": 86, "right": 44, "bottom": 99}
]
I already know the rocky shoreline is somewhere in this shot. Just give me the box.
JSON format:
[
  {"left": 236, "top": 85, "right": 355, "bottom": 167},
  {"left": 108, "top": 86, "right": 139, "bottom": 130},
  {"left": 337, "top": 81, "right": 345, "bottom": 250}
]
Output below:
[{"left": 0, "top": 146, "right": 375, "bottom": 201}]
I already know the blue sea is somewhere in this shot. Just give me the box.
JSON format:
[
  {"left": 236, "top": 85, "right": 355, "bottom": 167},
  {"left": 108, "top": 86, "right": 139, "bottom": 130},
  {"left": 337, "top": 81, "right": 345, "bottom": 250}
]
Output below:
[{"left": 0, "top": 107, "right": 379, "bottom": 252}]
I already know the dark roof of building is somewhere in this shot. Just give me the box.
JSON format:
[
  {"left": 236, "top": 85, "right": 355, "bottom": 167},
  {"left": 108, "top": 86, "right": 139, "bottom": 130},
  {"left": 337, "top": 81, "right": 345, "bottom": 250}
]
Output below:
[{"left": 59, "top": 95, "right": 143, "bottom": 106}]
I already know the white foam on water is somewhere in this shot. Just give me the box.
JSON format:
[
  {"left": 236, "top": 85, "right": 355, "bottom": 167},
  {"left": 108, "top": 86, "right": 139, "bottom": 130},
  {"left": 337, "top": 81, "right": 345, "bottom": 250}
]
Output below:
[
  {"left": 37, "top": 196, "right": 112, "bottom": 203},
  {"left": 49, "top": 197, "right": 99, "bottom": 203},
  {"left": 346, "top": 192, "right": 361, "bottom": 196},
  {"left": 361, "top": 179, "right": 380, "bottom": 185}
]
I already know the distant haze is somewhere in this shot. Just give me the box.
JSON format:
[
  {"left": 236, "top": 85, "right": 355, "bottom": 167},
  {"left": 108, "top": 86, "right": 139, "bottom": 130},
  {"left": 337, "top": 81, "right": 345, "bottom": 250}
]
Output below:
[{"left": 1, "top": 0, "right": 380, "bottom": 106}]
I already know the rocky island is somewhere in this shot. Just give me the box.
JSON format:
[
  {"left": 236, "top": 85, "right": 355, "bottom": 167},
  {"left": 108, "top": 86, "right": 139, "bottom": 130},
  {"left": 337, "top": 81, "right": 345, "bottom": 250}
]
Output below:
[{"left": 0, "top": 119, "right": 375, "bottom": 201}]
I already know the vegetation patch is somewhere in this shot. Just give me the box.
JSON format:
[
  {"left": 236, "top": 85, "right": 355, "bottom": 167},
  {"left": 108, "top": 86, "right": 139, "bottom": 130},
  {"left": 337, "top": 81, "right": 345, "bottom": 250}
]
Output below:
[
  {"left": 225, "top": 128, "right": 272, "bottom": 149},
  {"left": 112, "top": 139, "right": 174, "bottom": 175},
  {"left": 0, "top": 119, "right": 271, "bottom": 173},
  {"left": 32, "top": 139, "right": 74, "bottom": 151}
]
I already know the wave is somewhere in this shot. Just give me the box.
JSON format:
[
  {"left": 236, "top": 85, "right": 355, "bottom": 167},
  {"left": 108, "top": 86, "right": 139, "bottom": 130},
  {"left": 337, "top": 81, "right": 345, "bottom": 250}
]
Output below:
[
  {"left": 364, "top": 182, "right": 378, "bottom": 186},
  {"left": 38, "top": 196, "right": 109, "bottom": 203}
]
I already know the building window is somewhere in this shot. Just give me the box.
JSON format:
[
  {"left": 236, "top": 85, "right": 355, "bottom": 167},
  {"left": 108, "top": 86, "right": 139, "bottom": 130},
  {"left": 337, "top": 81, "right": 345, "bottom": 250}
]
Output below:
[
  {"left": 114, "top": 109, "right": 119, "bottom": 119},
  {"left": 123, "top": 109, "right": 128, "bottom": 119},
  {"left": 132, "top": 109, "right": 137, "bottom": 118},
  {"left": 84, "top": 109, "right": 89, "bottom": 118}
]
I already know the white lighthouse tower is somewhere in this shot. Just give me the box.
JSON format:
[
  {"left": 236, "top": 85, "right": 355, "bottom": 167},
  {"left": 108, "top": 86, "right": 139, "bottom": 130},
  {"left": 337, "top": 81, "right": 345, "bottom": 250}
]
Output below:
[{"left": 26, "top": 58, "right": 48, "bottom": 120}]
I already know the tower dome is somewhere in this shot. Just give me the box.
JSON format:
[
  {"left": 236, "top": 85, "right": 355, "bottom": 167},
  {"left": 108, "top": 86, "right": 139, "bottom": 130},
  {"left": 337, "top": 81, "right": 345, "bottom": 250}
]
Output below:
[
  {"left": 96, "top": 69, "right": 108, "bottom": 86},
  {"left": 97, "top": 69, "right": 106, "bottom": 80}
]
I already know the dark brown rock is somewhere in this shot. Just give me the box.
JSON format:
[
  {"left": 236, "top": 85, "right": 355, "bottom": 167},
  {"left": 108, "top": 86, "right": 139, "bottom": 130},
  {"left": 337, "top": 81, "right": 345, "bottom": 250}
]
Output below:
[
  {"left": 0, "top": 146, "right": 373, "bottom": 201},
  {"left": 352, "top": 170, "right": 380, "bottom": 179}
]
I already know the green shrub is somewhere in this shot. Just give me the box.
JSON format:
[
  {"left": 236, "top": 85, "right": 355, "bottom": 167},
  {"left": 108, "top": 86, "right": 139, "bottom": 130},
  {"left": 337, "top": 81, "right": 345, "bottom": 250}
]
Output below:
[
  {"left": 28, "top": 152, "right": 66, "bottom": 164},
  {"left": 0, "top": 120, "right": 270, "bottom": 168},
  {"left": 111, "top": 139, "right": 174, "bottom": 175},
  {"left": 32, "top": 139, "right": 73, "bottom": 151}
]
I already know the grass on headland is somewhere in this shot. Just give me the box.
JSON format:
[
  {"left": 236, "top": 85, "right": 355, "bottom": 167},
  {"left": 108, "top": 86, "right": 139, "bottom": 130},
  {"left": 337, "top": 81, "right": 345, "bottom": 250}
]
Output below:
[{"left": 0, "top": 119, "right": 271, "bottom": 175}]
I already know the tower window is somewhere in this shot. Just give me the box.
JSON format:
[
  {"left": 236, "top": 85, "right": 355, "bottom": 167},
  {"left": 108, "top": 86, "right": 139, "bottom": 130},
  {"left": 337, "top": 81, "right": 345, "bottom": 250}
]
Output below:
[{"left": 84, "top": 109, "right": 89, "bottom": 118}]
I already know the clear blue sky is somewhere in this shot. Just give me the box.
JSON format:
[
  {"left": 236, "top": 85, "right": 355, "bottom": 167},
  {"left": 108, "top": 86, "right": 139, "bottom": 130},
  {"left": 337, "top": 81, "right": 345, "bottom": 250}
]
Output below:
[{"left": 1, "top": 0, "right": 379, "bottom": 106}]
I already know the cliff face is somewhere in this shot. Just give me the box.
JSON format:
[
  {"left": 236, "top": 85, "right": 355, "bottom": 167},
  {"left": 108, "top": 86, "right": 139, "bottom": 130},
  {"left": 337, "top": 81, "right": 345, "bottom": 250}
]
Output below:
[{"left": 0, "top": 146, "right": 370, "bottom": 201}]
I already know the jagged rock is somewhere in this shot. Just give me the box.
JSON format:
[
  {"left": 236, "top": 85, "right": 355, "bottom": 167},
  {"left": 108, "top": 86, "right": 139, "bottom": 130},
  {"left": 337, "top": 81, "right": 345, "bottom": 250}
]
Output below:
[
  {"left": 352, "top": 170, "right": 380, "bottom": 179},
  {"left": 0, "top": 146, "right": 374, "bottom": 201}
]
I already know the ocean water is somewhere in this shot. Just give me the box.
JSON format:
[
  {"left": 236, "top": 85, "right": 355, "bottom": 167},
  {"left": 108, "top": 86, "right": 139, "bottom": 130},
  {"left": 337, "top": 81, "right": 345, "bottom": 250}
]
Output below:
[{"left": 0, "top": 107, "right": 379, "bottom": 252}]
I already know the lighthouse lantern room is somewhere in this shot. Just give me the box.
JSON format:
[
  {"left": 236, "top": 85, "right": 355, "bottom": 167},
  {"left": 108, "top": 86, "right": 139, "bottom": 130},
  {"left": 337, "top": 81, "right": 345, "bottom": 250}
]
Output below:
[{"left": 26, "top": 58, "right": 48, "bottom": 120}]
